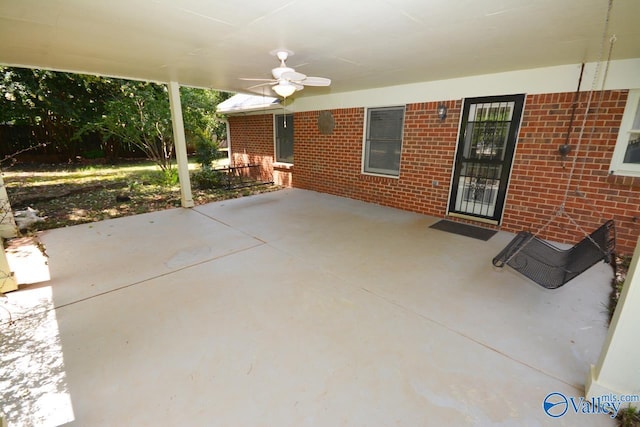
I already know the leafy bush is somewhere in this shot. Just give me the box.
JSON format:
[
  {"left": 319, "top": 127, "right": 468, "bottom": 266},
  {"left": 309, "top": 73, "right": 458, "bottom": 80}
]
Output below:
[
  {"left": 191, "top": 168, "right": 226, "bottom": 189},
  {"left": 618, "top": 405, "right": 640, "bottom": 427},
  {"left": 193, "top": 131, "right": 224, "bottom": 170},
  {"left": 161, "top": 168, "right": 179, "bottom": 186},
  {"left": 136, "top": 168, "right": 179, "bottom": 187},
  {"left": 609, "top": 255, "right": 632, "bottom": 323},
  {"left": 83, "top": 149, "right": 106, "bottom": 159}
]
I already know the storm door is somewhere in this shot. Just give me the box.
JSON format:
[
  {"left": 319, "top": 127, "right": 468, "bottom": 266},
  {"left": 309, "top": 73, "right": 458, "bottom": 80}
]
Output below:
[{"left": 448, "top": 94, "right": 524, "bottom": 223}]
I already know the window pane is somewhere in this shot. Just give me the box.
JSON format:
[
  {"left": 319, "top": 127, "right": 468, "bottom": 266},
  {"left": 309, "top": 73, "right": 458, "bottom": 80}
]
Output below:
[
  {"left": 631, "top": 97, "right": 640, "bottom": 130},
  {"left": 465, "top": 101, "right": 514, "bottom": 162},
  {"left": 368, "top": 109, "right": 403, "bottom": 140},
  {"left": 364, "top": 107, "right": 404, "bottom": 175},
  {"left": 623, "top": 133, "right": 640, "bottom": 164},
  {"left": 367, "top": 139, "right": 401, "bottom": 172},
  {"left": 468, "top": 102, "right": 514, "bottom": 122},
  {"left": 622, "top": 97, "right": 640, "bottom": 165},
  {"left": 275, "top": 114, "right": 293, "bottom": 163}
]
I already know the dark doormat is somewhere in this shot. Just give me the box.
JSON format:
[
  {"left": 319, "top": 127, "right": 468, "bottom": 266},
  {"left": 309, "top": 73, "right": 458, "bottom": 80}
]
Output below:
[{"left": 429, "top": 220, "right": 498, "bottom": 241}]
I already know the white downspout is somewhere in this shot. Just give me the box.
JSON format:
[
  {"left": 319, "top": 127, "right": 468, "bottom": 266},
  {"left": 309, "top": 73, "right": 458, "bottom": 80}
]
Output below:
[{"left": 224, "top": 118, "right": 231, "bottom": 164}]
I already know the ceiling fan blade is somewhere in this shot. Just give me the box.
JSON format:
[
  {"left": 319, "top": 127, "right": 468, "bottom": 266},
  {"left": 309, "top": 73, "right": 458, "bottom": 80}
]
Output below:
[
  {"left": 247, "top": 81, "right": 276, "bottom": 90},
  {"left": 239, "top": 77, "right": 277, "bottom": 82},
  {"left": 301, "top": 76, "right": 331, "bottom": 87},
  {"left": 281, "top": 71, "right": 307, "bottom": 81},
  {"left": 291, "top": 82, "right": 304, "bottom": 90}
]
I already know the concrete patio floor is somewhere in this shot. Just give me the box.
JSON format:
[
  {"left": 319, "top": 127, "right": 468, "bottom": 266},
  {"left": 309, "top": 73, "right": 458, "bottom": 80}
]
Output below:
[{"left": 0, "top": 188, "right": 617, "bottom": 426}]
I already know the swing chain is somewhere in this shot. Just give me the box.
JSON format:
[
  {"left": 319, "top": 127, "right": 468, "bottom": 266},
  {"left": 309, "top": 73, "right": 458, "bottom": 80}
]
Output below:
[{"left": 501, "top": 0, "right": 615, "bottom": 266}]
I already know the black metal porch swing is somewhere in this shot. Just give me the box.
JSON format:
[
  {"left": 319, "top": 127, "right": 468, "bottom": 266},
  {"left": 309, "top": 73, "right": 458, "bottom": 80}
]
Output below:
[
  {"left": 492, "top": 216, "right": 615, "bottom": 289},
  {"left": 492, "top": 2, "right": 618, "bottom": 289}
]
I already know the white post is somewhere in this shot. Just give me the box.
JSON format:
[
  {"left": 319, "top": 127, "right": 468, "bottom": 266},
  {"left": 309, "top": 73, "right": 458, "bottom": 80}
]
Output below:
[
  {"left": 167, "top": 81, "right": 194, "bottom": 208},
  {"left": 0, "top": 172, "right": 17, "bottom": 239},
  {"left": 0, "top": 171, "right": 18, "bottom": 292},
  {"left": 585, "top": 236, "right": 640, "bottom": 408},
  {"left": 0, "top": 239, "right": 18, "bottom": 293}
]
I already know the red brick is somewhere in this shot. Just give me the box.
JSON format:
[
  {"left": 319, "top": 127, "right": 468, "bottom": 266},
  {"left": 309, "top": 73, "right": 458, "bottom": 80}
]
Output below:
[{"left": 230, "top": 90, "right": 639, "bottom": 254}]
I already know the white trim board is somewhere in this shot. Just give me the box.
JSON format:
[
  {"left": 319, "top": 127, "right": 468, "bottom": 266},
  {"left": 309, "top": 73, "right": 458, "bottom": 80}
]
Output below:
[{"left": 289, "top": 59, "right": 640, "bottom": 113}]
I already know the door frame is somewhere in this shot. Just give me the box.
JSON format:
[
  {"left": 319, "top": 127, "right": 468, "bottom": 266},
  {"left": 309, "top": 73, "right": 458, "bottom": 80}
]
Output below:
[{"left": 446, "top": 93, "right": 526, "bottom": 225}]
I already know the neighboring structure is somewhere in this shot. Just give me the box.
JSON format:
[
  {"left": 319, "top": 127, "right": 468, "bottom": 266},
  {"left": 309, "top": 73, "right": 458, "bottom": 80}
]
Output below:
[{"left": 218, "top": 60, "right": 640, "bottom": 255}]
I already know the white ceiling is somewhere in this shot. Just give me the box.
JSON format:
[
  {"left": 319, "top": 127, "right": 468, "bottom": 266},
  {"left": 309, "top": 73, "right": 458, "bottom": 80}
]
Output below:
[{"left": 1, "top": 0, "right": 638, "bottom": 98}]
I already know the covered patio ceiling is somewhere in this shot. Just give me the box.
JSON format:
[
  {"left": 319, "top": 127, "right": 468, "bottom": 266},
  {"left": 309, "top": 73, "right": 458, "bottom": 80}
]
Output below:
[{"left": 1, "top": 0, "right": 639, "bottom": 97}]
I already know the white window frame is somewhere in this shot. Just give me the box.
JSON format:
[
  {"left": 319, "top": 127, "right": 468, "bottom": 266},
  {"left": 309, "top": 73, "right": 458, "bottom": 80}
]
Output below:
[
  {"left": 274, "top": 113, "right": 294, "bottom": 165},
  {"left": 362, "top": 106, "right": 405, "bottom": 177},
  {"left": 610, "top": 89, "right": 640, "bottom": 177}
]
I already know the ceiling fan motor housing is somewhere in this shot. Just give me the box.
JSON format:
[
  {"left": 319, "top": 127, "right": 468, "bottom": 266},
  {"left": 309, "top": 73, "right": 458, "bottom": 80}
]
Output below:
[{"left": 272, "top": 66, "right": 294, "bottom": 79}]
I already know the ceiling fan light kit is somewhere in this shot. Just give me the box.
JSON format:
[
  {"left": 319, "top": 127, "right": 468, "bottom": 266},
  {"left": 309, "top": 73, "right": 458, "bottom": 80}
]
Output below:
[
  {"left": 241, "top": 50, "right": 331, "bottom": 98},
  {"left": 273, "top": 82, "right": 296, "bottom": 98}
]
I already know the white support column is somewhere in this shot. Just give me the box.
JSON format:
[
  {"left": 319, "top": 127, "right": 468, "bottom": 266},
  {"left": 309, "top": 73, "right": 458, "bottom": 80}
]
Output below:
[
  {"left": 167, "top": 81, "right": 194, "bottom": 208},
  {"left": 0, "top": 239, "right": 18, "bottom": 293},
  {"left": 0, "top": 172, "right": 17, "bottom": 239},
  {"left": 586, "top": 236, "right": 640, "bottom": 407},
  {"left": 0, "top": 171, "right": 18, "bottom": 292}
]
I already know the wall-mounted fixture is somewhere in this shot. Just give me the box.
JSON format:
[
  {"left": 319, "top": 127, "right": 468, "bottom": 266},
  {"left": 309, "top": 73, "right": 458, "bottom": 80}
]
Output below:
[
  {"left": 318, "top": 111, "right": 335, "bottom": 134},
  {"left": 558, "top": 143, "right": 572, "bottom": 158},
  {"left": 437, "top": 103, "right": 447, "bottom": 121}
]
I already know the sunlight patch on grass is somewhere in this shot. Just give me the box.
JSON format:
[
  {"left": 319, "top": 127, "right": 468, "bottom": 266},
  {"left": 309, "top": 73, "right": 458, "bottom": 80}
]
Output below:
[
  {"left": 4, "top": 167, "right": 151, "bottom": 188},
  {"left": 68, "top": 209, "right": 89, "bottom": 221},
  {"left": 3, "top": 159, "right": 221, "bottom": 188},
  {"left": 101, "top": 208, "right": 120, "bottom": 217}
]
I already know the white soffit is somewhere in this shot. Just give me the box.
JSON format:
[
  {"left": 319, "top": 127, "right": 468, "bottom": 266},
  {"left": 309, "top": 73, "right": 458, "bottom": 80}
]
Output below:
[
  {"left": 0, "top": 0, "right": 638, "bottom": 97},
  {"left": 217, "top": 93, "right": 280, "bottom": 114}
]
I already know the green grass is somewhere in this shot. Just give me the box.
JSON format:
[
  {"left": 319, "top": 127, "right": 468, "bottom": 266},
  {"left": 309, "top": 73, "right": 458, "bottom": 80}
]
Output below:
[
  {"left": 618, "top": 405, "right": 640, "bottom": 427},
  {"left": 3, "top": 160, "right": 202, "bottom": 188},
  {"left": 2, "top": 158, "right": 276, "bottom": 232}
]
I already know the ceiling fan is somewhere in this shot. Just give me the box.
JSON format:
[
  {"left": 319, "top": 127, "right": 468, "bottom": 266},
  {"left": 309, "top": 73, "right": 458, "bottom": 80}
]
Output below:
[{"left": 241, "top": 50, "right": 331, "bottom": 98}]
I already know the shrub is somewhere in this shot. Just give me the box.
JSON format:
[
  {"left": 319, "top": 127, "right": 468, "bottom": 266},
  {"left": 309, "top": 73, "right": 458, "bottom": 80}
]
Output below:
[
  {"left": 161, "top": 168, "right": 179, "bottom": 186},
  {"left": 191, "top": 169, "right": 226, "bottom": 189},
  {"left": 83, "top": 149, "right": 106, "bottom": 159},
  {"left": 618, "top": 405, "right": 640, "bottom": 427},
  {"left": 193, "top": 132, "right": 224, "bottom": 170}
]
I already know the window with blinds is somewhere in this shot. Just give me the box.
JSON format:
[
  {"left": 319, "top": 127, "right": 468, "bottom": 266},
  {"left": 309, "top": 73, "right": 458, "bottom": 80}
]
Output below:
[{"left": 363, "top": 106, "right": 404, "bottom": 176}]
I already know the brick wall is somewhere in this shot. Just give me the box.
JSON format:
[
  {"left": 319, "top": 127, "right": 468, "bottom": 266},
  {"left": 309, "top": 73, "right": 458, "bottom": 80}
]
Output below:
[
  {"left": 294, "top": 103, "right": 461, "bottom": 216},
  {"left": 228, "top": 114, "right": 296, "bottom": 187},
  {"left": 505, "top": 90, "right": 639, "bottom": 255},
  {"left": 228, "top": 115, "right": 278, "bottom": 185},
  {"left": 229, "top": 91, "right": 640, "bottom": 255}
]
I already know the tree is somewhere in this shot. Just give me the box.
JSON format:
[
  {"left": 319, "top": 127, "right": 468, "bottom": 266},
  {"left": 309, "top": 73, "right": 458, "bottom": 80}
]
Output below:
[
  {"left": 91, "top": 82, "right": 231, "bottom": 172},
  {"left": 90, "top": 80, "right": 175, "bottom": 171},
  {"left": 1, "top": 67, "right": 231, "bottom": 168},
  {"left": 180, "top": 87, "right": 231, "bottom": 169},
  {"left": 0, "top": 67, "right": 115, "bottom": 161}
]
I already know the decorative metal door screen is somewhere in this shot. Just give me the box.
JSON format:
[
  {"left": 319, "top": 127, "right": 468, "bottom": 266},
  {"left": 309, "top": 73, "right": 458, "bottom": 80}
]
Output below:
[{"left": 449, "top": 94, "right": 524, "bottom": 222}]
